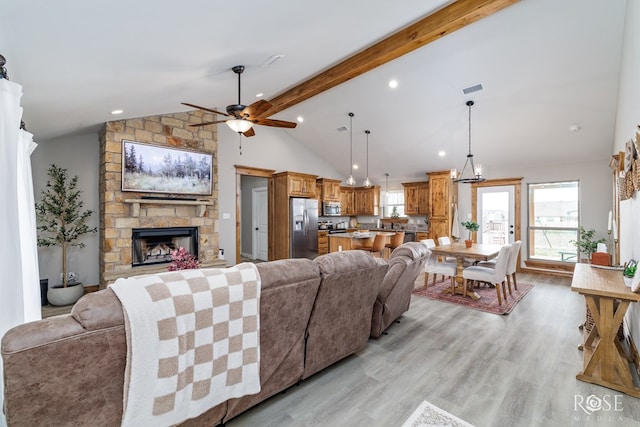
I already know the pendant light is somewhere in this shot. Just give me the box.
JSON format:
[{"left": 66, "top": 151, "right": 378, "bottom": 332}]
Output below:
[
  {"left": 384, "top": 172, "right": 389, "bottom": 195},
  {"left": 346, "top": 112, "right": 356, "bottom": 186},
  {"left": 363, "top": 129, "right": 372, "bottom": 188},
  {"left": 451, "top": 100, "right": 486, "bottom": 183}
]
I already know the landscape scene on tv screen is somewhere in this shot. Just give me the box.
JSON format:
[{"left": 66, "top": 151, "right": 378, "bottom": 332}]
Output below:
[{"left": 122, "top": 140, "right": 213, "bottom": 196}]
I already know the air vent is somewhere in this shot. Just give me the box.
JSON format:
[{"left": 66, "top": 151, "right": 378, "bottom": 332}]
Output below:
[
  {"left": 337, "top": 126, "right": 348, "bottom": 132},
  {"left": 462, "top": 83, "right": 484, "bottom": 95}
]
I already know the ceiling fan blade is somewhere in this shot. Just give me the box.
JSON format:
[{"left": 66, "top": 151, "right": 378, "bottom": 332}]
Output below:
[
  {"left": 181, "top": 102, "right": 229, "bottom": 117},
  {"left": 189, "top": 119, "right": 228, "bottom": 127},
  {"left": 243, "top": 127, "right": 256, "bottom": 137},
  {"left": 251, "top": 117, "right": 297, "bottom": 128},
  {"left": 242, "top": 99, "right": 273, "bottom": 119}
]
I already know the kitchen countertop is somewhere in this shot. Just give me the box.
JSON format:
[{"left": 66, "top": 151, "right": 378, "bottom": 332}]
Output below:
[{"left": 328, "top": 231, "right": 395, "bottom": 239}]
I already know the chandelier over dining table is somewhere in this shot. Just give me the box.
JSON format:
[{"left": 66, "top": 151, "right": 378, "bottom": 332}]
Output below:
[{"left": 451, "top": 100, "right": 486, "bottom": 184}]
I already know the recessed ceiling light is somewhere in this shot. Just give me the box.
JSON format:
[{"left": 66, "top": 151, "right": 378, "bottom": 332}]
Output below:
[
  {"left": 353, "top": 164, "right": 359, "bottom": 170},
  {"left": 256, "top": 93, "right": 263, "bottom": 98},
  {"left": 297, "top": 116, "right": 304, "bottom": 123},
  {"left": 388, "top": 79, "right": 399, "bottom": 89},
  {"left": 110, "top": 109, "right": 123, "bottom": 115},
  {"left": 438, "top": 150, "right": 446, "bottom": 157},
  {"left": 569, "top": 124, "right": 581, "bottom": 132}
]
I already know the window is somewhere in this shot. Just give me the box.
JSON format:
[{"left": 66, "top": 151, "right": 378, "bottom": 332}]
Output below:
[
  {"left": 528, "top": 181, "right": 579, "bottom": 262},
  {"left": 383, "top": 190, "right": 405, "bottom": 218}
]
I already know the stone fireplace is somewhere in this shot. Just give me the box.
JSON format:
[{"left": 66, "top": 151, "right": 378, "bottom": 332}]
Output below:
[{"left": 98, "top": 110, "right": 225, "bottom": 287}]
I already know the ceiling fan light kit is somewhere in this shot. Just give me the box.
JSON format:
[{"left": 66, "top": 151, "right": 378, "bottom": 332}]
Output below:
[{"left": 452, "top": 100, "right": 486, "bottom": 184}]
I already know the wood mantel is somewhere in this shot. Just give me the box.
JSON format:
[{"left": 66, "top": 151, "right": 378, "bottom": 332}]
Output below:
[{"left": 124, "top": 199, "right": 213, "bottom": 217}]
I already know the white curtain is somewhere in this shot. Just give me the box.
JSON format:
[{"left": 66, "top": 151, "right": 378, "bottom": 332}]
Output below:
[{"left": 0, "top": 79, "right": 41, "bottom": 427}]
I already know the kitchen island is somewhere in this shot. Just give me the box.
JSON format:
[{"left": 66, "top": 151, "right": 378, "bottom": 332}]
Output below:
[{"left": 328, "top": 231, "right": 395, "bottom": 253}]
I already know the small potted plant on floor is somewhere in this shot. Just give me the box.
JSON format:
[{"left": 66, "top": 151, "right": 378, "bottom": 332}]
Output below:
[
  {"left": 35, "top": 164, "right": 97, "bottom": 306},
  {"left": 461, "top": 220, "right": 480, "bottom": 248}
]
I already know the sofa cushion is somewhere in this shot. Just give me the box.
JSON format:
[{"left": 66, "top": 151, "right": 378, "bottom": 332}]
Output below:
[
  {"left": 303, "top": 250, "right": 388, "bottom": 379},
  {"left": 370, "top": 242, "right": 429, "bottom": 338},
  {"left": 72, "top": 288, "right": 125, "bottom": 330}
]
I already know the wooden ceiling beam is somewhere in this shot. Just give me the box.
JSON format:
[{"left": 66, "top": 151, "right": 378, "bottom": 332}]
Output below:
[{"left": 263, "top": 0, "right": 519, "bottom": 117}]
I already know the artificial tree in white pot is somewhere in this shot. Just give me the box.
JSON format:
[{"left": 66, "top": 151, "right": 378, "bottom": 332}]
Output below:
[{"left": 35, "top": 164, "right": 97, "bottom": 306}]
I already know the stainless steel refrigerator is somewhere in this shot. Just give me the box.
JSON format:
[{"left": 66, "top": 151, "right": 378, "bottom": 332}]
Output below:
[{"left": 290, "top": 198, "right": 318, "bottom": 259}]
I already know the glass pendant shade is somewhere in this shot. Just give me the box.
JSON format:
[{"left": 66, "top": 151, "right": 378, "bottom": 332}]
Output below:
[
  {"left": 226, "top": 119, "right": 253, "bottom": 133},
  {"left": 363, "top": 129, "right": 371, "bottom": 187},
  {"left": 346, "top": 112, "right": 355, "bottom": 186}
]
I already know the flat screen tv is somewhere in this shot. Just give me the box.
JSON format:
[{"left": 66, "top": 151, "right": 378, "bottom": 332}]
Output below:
[{"left": 121, "top": 140, "right": 213, "bottom": 196}]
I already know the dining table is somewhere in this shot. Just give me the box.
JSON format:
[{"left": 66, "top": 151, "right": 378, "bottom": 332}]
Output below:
[{"left": 428, "top": 242, "right": 502, "bottom": 300}]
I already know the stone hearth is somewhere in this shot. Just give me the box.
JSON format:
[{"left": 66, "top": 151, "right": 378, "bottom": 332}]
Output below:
[{"left": 98, "top": 110, "right": 224, "bottom": 287}]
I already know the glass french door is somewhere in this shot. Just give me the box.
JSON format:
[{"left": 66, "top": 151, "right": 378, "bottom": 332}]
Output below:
[{"left": 476, "top": 185, "right": 515, "bottom": 245}]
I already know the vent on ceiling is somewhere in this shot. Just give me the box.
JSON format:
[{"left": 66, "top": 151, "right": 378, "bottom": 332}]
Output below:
[
  {"left": 337, "top": 126, "right": 348, "bottom": 132},
  {"left": 462, "top": 83, "right": 484, "bottom": 95}
]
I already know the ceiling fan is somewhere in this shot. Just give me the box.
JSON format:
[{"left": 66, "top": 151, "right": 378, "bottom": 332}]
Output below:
[{"left": 182, "top": 65, "right": 297, "bottom": 137}]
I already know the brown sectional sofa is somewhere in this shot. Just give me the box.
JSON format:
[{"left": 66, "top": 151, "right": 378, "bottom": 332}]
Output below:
[{"left": 2, "top": 244, "right": 427, "bottom": 426}]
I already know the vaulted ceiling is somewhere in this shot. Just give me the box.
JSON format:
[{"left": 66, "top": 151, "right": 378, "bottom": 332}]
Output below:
[{"left": 1, "top": 0, "right": 626, "bottom": 184}]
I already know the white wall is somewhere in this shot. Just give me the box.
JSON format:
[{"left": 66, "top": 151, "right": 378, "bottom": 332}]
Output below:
[
  {"left": 31, "top": 132, "right": 100, "bottom": 288},
  {"left": 217, "top": 125, "right": 346, "bottom": 261},
  {"left": 456, "top": 159, "right": 613, "bottom": 261},
  {"left": 613, "top": 0, "right": 640, "bottom": 346}
]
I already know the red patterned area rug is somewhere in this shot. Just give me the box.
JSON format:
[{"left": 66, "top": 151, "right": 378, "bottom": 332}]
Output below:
[{"left": 412, "top": 278, "right": 533, "bottom": 315}]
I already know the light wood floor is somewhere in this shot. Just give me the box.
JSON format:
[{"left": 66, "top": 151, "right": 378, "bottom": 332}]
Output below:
[{"left": 228, "top": 273, "right": 640, "bottom": 427}]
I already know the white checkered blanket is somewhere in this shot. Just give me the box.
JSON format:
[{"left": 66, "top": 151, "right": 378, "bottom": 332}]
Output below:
[{"left": 110, "top": 263, "right": 261, "bottom": 427}]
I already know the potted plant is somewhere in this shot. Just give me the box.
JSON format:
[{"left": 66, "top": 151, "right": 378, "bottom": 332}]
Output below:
[
  {"left": 35, "top": 164, "right": 97, "bottom": 306},
  {"left": 461, "top": 220, "right": 480, "bottom": 248},
  {"left": 570, "top": 226, "right": 605, "bottom": 263}
]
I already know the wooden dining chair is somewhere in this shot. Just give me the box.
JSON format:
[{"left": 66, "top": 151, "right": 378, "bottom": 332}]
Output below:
[{"left": 361, "top": 234, "right": 387, "bottom": 258}]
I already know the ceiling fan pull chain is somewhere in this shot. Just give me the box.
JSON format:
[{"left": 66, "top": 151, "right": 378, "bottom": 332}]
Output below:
[{"left": 238, "top": 132, "right": 242, "bottom": 156}]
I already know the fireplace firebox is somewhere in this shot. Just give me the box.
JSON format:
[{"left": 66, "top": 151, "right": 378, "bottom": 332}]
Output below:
[{"left": 132, "top": 227, "right": 198, "bottom": 267}]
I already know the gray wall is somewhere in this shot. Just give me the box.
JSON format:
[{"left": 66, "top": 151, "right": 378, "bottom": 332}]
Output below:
[
  {"left": 31, "top": 132, "right": 100, "bottom": 287},
  {"left": 456, "top": 158, "right": 612, "bottom": 262}
]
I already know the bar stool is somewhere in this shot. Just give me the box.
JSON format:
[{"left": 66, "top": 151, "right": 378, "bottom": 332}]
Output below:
[
  {"left": 385, "top": 231, "right": 405, "bottom": 258},
  {"left": 361, "top": 234, "right": 386, "bottom": 258}
]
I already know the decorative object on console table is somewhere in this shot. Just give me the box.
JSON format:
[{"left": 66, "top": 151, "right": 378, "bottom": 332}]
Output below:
[
  {"left": 461, "top": 220, "right": 479, "bottom": 248},
  {"left": 35, "top": 164, "right": 97, "bottom": 306},
  {"left": 570, "top": 226, "right": 606, "bottom": 263}
]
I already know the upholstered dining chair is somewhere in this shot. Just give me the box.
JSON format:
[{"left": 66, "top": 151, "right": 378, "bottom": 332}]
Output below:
[
  {"left": 462, "top": 244, "right": 512, "bottom": 305},
  {"left": 362, "top": 234, "right": 387, "bottom": 258},
  {"left": 436, "top": 236, "right": 457, "bottom": 263},
  {"left": 478, "top": 240, "right": 521, "bottom": 294},
  {"left": 420, "top": 239, "right": 456, "bottom": 287}
]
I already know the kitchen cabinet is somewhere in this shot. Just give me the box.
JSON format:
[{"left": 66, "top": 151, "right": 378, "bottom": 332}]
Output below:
[
  {"left": 427, "top": 170, "right": 458, "bottom": 242},
  {"left": 274, "top": 171, "right": 318, "bottom": 198},
  {"left": 341, "top": 186, "right": 379, "bottom": 216},
  {"left": 318, "top": 230, "right": 329, "bottom": 255},
  {"left": 402, "top": 181, "right": 429, "bottom": 215},
  {"left": 416, "top": 232, "right": 430, "bottom": 242},
  {"left": 317, "top": 178, "right": 341, "bottom": 202},
  {"left": 339, "top": 187, "right": 355, "bottom": 215},
  {"left": 354, "top": 186, "right": 380, "bottom": 215}
]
